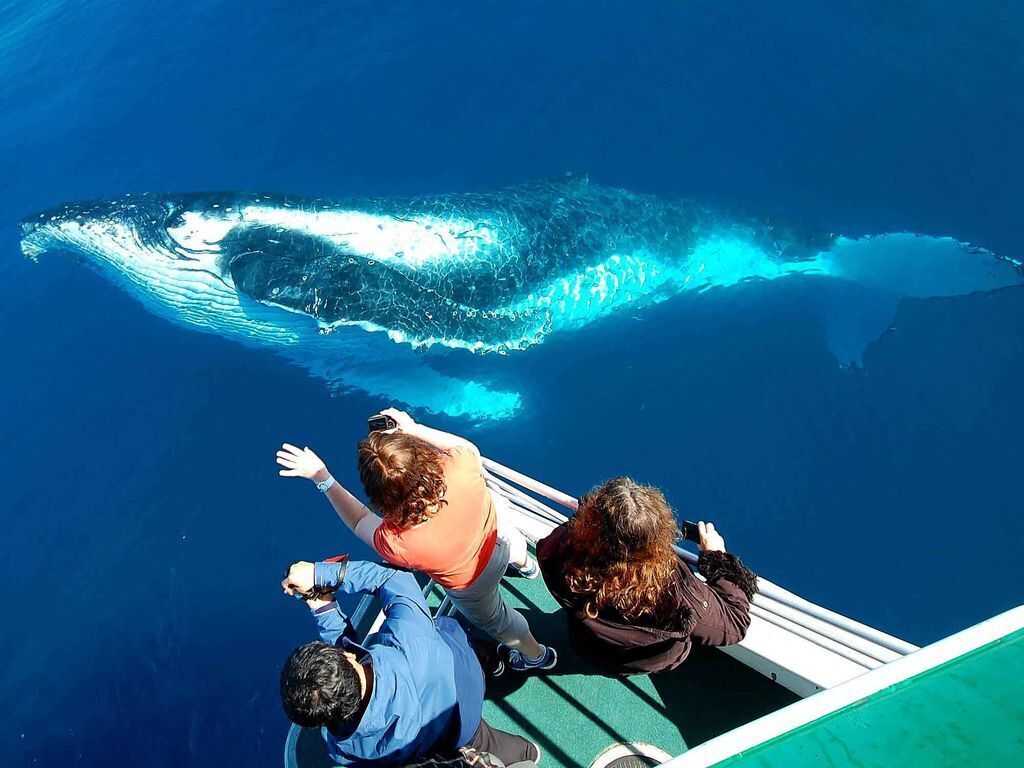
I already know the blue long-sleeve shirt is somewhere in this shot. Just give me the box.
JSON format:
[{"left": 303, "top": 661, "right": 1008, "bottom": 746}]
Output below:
[{"left": 308, "top": 560, "right": 484, "bottom": 767}]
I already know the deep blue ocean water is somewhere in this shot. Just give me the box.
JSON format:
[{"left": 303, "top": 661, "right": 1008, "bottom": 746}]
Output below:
[{"left": 2, "top": 2, "right": 1023, "bottom": 765}]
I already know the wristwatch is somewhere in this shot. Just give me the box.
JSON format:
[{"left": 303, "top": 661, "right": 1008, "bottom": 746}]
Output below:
[{"left": 316, "top": 475, "right": 336, "bottom": 493}]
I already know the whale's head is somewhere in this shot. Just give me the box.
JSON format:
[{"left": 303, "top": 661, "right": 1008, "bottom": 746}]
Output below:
[
  {"left": 19, "top": 193, "right": 550, "bottom": 353},
  {"left": 18, "top": 193, "right": 272, "bottom": 339},
  {"left": 18, "top": 193, "right": 526, "bottom": 419},
  {"left": 20, "top": 192, "right": 245, "bottom": 278}
]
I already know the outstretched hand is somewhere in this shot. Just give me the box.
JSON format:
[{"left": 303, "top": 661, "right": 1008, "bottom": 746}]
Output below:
[{"left": 276, "top": 443, "right": 328, "bottom": 480}]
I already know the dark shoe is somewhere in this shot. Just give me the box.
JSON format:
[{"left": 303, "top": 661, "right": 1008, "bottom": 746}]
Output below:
[
  {"left": 472, "top": 639, "right": 505, "bottom": 678},
  {"left": 503, "top": 644, "right": 557, "bottom": 672}
]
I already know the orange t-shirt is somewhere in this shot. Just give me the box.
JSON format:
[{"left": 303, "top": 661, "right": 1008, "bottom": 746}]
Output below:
[{"left": 372, "top": 446, "right": 498, "bottom": 590}]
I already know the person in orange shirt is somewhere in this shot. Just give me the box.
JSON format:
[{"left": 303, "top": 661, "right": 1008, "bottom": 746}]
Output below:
[{"left": 277, "top": 409, "right": 556, "bottom": 672}]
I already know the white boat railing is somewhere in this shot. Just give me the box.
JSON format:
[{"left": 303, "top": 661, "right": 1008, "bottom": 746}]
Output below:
[{"left": 480, "top": 457, "right": 919, "bottom": 696}]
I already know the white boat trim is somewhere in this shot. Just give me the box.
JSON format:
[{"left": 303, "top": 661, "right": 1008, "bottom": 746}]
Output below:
[{"left": 660, "top": 605, "right": 1024, "bottom": 768}]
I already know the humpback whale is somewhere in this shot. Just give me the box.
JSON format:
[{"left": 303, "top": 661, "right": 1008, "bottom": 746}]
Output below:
[{"left": 20, "top": 175, "right": 1023, "bottom": 418}]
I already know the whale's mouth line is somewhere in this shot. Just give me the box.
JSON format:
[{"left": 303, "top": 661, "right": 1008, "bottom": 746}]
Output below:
[{"left": 177, "top": 265, "right": 235, "bottom": 290}]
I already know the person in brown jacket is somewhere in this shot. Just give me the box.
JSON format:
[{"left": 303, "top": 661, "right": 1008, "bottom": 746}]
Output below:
[{"left": 535, "top": 477, "right": 758, "bottom": 675}]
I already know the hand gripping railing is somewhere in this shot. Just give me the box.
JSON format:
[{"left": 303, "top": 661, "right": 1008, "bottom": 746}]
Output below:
[{"left": 481, "top": 457, "right": 919, "bottom": 694}]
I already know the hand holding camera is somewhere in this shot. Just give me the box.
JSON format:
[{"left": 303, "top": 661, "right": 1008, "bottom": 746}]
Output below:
[
  {"left": 682, "top": 520, "right": 726, "bottom": 553},
  {"left": 282, "top": 556, "right": 350, "bottom": 608},
  {"left": 282, "top": 561, "right": 317, "bottom": 597},
  {"left": 368, "top": 407, "right": 415, "bottom": 434}
]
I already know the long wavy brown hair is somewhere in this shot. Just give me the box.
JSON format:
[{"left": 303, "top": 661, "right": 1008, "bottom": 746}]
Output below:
[
  {"left": 357, "top": 432, "right": 448, "bottom": 529},
  {"left": 562, "top": 477, "right": 680, "bottom": 621}
]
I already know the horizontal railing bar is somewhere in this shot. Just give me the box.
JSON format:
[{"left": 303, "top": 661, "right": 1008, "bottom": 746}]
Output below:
[
  {"left": 748, "top": 604, "right": 881, "bottom": 669},
  {"left": 756, "top": 584, "right": 919, "bottom": 655},
  {"left": 485, "top": 471, "right": 569, "bottom": 522},
  {"left": 487, "top": 476, "right": 567, "bottom": 526},
  {"left": 674, "top": 545, "right": 916, "bottom": 655},
  {"left": 755, "top": 595, "right": 901, "bottom": 664},
  {"left": 754, "top": 594, "right": 901, "bottom": 664},
  {"left": 482, "top": 458, "right": 579, "bottom": 510}
]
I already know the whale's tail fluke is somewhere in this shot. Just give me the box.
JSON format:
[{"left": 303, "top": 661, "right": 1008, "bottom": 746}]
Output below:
[
  {"left": 825, "top": 233, "right": 1023, "bottom": 299},
  {"left": 817, "top": 234, "right": 1024, "bottom": 367},
  {"left": 814, "top": 281, "right": 900, "bottom": 369}
]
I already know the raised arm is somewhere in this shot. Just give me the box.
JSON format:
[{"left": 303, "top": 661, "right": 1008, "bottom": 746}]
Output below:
[
  {"left": 276, "top": 444, "right": 382, "bottom": 548},
  {"left": 281, "top": 561, "right": 357, "bottom": 646},
  {"left": 379, "top": 408, "right": 480, "bottom": 457},
  {"left": 319, "top": 559, "right": 431, "bottom": 627},
  {"left": 687, "top": 522, "right": 759, "bottom": 647}
]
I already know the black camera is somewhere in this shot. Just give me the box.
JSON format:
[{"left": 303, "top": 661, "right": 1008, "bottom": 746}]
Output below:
[
  {"left": 681, "top": 521, "right": 702, "bottom": 543},
  {"left": 368, "top": 413, "right": 398, "bottom": 433}
]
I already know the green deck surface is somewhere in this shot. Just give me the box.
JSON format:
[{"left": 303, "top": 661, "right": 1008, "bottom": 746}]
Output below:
[
  {"left": 479, "top": 575, "right": 796, "bottom": 768},
  {"left": 707, "top": 626, "right": 1024, "bottom": 767},
  {"left": 289, "top": 572, "right": 798, "bottom": 768}
]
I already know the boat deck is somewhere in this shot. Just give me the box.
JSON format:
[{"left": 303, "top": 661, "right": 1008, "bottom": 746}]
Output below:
[
  {"left": 288, "top": 570, "right": 798, "bottom": 768},
  {"left": 480, "top": 573, "right": 797, "bottom": 768},
  {"left": 700, "top": 622, "right": 1024, "bottom": 768}
]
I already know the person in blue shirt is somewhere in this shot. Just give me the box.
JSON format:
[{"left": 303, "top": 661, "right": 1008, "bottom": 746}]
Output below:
[{"left": 280, "top": 557, "right": 540, "bottom": 767}]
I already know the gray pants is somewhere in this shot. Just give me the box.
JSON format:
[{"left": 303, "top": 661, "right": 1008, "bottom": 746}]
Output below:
[
  {"left": 465, "top": 718, "right": 538, "bottom": 766},
  {"left": 446, "top": 498, "right": 532, "bottom": 646}
]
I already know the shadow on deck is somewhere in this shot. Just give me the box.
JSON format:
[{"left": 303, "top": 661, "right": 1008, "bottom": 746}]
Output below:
[{"left": 480, "top": 576, "right": 797, "bottom": 768}]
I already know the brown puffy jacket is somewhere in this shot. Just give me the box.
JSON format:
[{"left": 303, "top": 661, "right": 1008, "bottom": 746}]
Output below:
[{"left": 536, "top": 524, "right": 758, "bottom": 675}]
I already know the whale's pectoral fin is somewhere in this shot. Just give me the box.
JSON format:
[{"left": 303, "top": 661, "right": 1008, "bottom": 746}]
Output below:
[
  {"left": 291, "top": 340, "right": 523, "bottom": 420},
  {"left": 817, "top": 279, "right": 900, "bottom": 369}
]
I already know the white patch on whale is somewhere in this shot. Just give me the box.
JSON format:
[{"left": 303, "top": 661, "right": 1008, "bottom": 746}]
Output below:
[
  {"left": 240, "top": 205, "right": 513, "bottom": 269},
  {"left": 166, "top": 210, "right": 237, "bottom": 254}
]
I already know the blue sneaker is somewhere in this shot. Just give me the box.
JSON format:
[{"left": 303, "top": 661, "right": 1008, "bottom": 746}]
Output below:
[
  {"left": 504, "top": 644, "right": 558, "bottom": 672},
  {"left": 506, "top": 554, "right": 540, "bottom": 579}
]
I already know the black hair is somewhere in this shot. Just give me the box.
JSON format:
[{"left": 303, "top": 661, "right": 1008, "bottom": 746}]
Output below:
[{"left": 280, "top": 641, "right": 362, "bottom": 729}]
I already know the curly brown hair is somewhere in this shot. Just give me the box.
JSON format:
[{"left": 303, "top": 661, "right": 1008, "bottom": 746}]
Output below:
[
  {"left": 562, "top": 477, "right": 680, "bottom": 621},
  {"left": 357, "top": 432, "right": 448, "bottom": 529}
]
